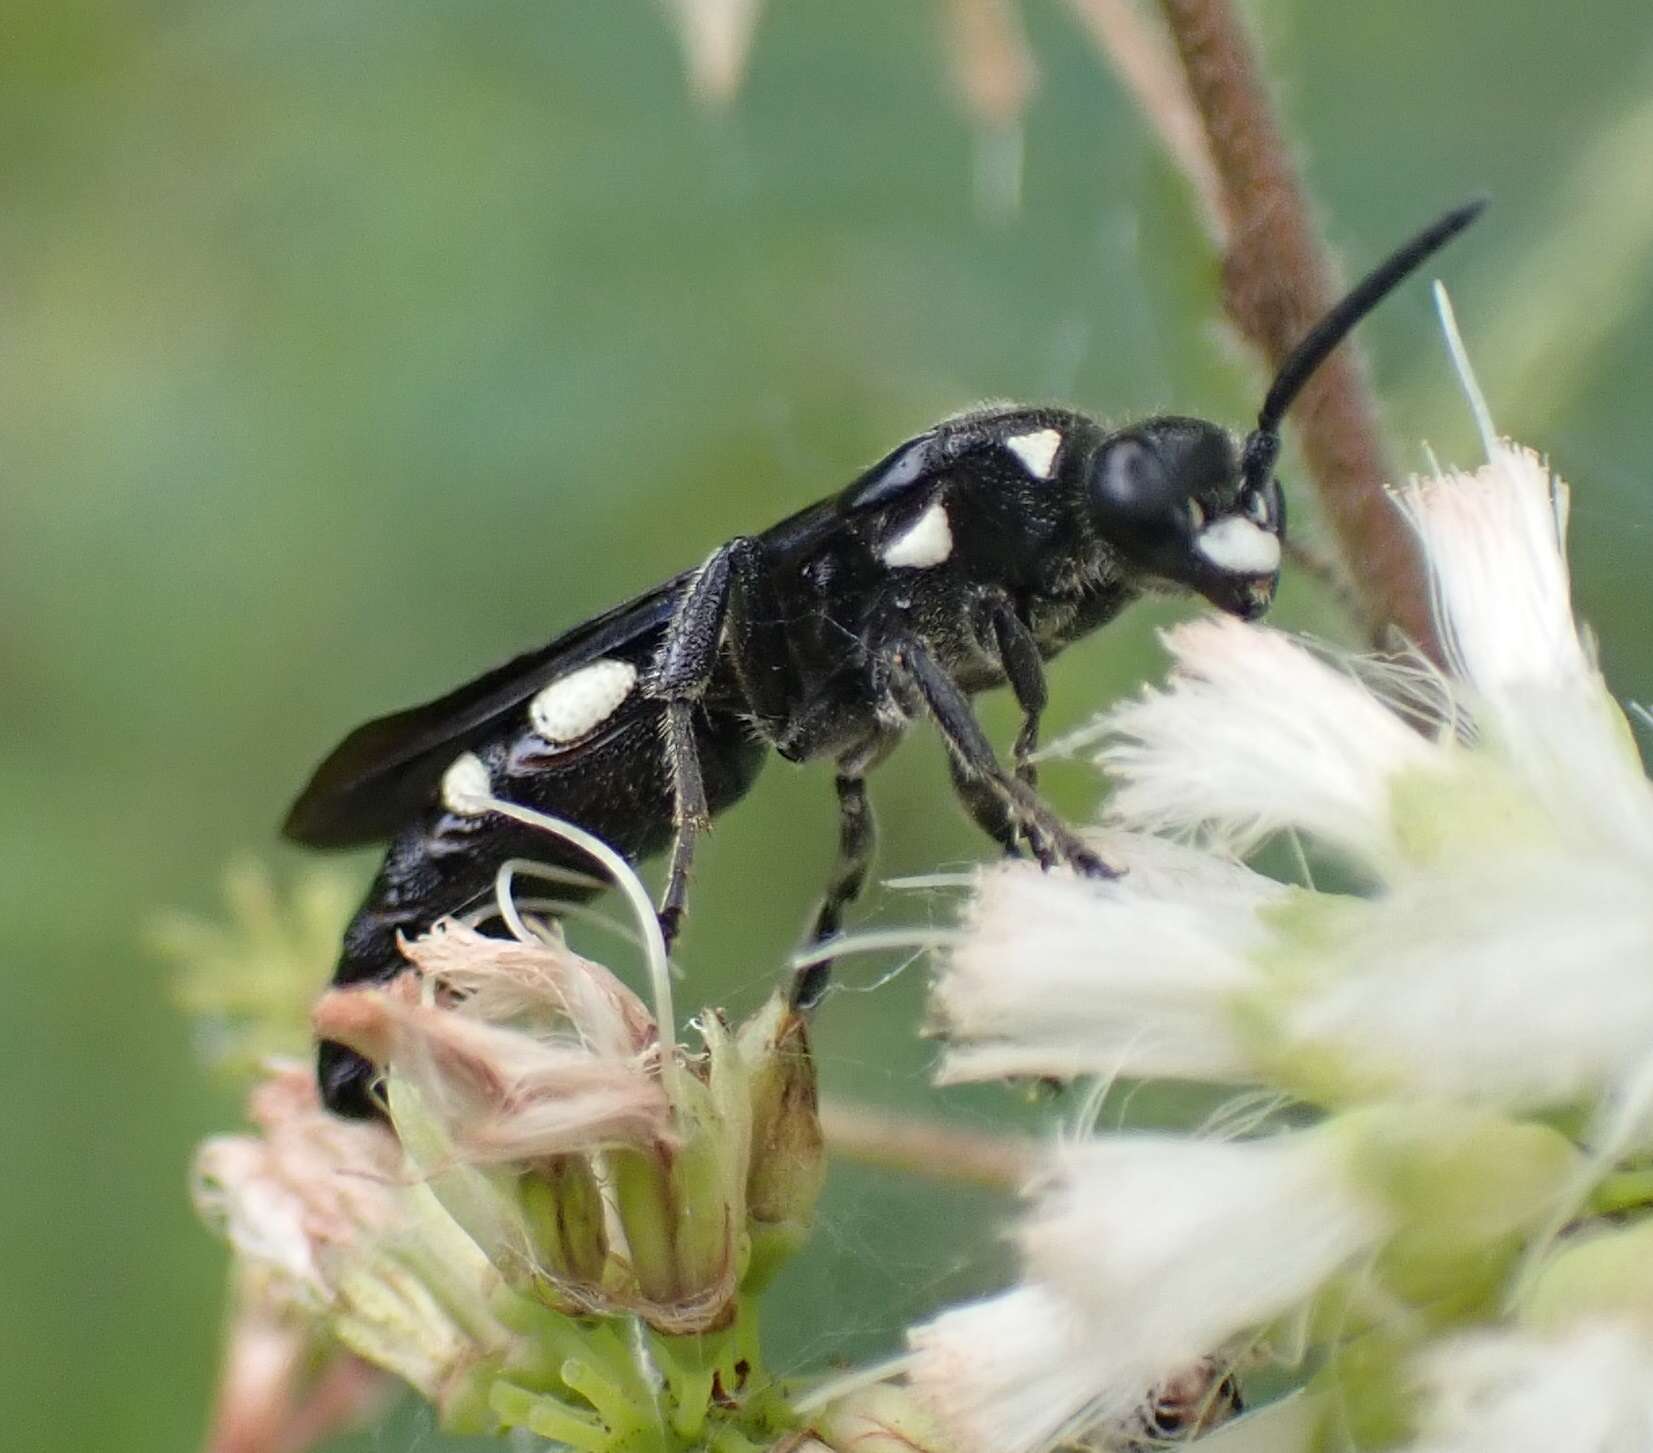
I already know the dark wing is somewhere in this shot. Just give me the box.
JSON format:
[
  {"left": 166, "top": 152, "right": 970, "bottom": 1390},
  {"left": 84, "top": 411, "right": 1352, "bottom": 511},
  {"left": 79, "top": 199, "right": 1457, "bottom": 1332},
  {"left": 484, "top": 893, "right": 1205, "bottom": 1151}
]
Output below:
[{"left": 283, "top": 571, "right": 692, "bottom": 848}]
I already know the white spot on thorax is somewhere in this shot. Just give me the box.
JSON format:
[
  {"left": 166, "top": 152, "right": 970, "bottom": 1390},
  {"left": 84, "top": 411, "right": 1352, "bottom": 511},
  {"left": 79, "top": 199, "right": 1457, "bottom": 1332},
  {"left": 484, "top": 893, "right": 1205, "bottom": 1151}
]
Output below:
[
  {"left": 529, "top": 658, "right": 637, "bottom": 743},
  {"left": 1196, "top": 515, "right": 1282, "bottom": 575},
  {"left": 880, "top": 500, "right": 953, "bottom": 569},
  {"left": 1005, "top": 427, "right": 1062, "bottom": 479},
  {"left": 441, "top": 752, "right": 493, "bottom": 816}
]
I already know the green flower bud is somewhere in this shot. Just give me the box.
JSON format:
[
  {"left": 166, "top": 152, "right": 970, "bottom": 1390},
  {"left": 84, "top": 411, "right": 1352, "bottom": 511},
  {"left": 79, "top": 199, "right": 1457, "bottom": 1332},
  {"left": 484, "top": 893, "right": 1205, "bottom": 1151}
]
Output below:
[
  {"left": 518, "top": 1156, "right": 611, "bottom": 1310},
  {"left": 608, "top": 1013, "right": 753, "bottom": 1332},
  {"left": 1338, "top": 1105, "right": 1580, "bottom": 1310},
  {"left": 738, "top": 993, "right": 826, "bottom": 1290},
  {"left": 815, "top": 1384, "right": 952, "bottom": 1453},
  {"left": 1522, "top": 1217, "right": 1653, "bottom": 1333}
]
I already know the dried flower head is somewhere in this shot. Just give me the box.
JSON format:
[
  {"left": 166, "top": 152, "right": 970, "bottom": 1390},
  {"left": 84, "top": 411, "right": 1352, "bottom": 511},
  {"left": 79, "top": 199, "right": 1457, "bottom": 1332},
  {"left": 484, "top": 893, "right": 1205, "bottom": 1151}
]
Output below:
[{"left": 192, "top": 1063, "right": 513, "bottom": 1429}]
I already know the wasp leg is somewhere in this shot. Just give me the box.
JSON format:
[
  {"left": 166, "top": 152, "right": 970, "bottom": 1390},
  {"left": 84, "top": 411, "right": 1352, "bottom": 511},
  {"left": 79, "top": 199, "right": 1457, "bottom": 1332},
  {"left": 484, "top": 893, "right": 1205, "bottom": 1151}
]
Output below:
[
  {"left": 792, "top": 771, "right": 879, "bottom": 1010},
  {"left": 991, "top": 602, "right": 1046, "bottom": 789},
  {"left": 945, "top": 749, "right": 1029, "bottom": 858},
  {"left": 892, "top": 635, "right": 1113, "bottom": 880},
  {"left": 650, "top": 545, "right": 737, "bottom": 946},
  {"left": 652, "top": 537, "right": 803, "bottom": 945},
  {"left": 990, "top": 599, "right": 1057, "bottom": 861}
]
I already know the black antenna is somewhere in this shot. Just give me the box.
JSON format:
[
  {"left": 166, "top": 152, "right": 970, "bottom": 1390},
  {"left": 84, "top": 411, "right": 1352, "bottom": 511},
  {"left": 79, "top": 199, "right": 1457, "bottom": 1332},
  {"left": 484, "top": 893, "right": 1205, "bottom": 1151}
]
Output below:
[{"left": 1240, "top": 196, "right": 1488, "bottom": 493}]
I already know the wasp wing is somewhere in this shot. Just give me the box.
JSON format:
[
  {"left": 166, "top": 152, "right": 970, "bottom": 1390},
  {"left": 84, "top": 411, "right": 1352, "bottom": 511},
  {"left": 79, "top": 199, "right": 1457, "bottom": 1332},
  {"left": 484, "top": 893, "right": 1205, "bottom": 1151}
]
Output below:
[
  {"left": 282, "top": 571, "right": 692, "bottom": 848},
  {"left": 286, "top": 412, "right": 1036, "bottom": 849}
]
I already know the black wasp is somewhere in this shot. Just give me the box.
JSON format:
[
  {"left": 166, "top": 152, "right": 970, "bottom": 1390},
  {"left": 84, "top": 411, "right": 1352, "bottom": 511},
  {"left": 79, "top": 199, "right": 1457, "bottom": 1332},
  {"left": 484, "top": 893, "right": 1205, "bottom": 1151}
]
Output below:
[{"left": 287, "top": 200, "right": 1483, "bottom": 1117}]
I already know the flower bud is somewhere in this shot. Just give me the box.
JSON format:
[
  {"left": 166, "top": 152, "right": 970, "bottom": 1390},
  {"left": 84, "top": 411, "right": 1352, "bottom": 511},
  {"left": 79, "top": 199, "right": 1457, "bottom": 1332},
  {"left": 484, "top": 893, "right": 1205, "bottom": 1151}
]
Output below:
[
  {"left": 1521, "top": 1219, "right": 1653, "bottom": 1335},
  {"left": 738, "top": 993, "right": 826, "bottom": 1288},
  {"left": 815, "top": 1384, "right": 952, "bottom": 1453},
  {"left": 608, "top": 1012, "right": 752, "bottom": 1332},
  {"left": 1335, "top": 1104, "right": 1579, "bottom": 1309}
]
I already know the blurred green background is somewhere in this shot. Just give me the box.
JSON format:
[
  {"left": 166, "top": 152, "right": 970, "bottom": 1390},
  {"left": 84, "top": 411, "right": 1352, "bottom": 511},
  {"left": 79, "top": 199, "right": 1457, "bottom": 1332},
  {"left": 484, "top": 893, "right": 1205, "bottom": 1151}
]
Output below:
[{"left": 4, "top": 2, "right": 1652, "bottom": 1448}]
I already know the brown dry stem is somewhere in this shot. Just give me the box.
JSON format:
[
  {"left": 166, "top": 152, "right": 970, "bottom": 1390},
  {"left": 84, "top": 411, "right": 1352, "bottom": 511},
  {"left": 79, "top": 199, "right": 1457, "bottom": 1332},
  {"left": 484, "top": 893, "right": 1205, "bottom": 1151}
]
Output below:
[
  {"left": 1083, "top": 0, "right": 1437, "bottom": 654},
  {"left": 1159, "top": 0, "right": 1437, "bottom": 654},
  {"left": 820, "top": 1097, "right": 1038, "bottom": 1192}
]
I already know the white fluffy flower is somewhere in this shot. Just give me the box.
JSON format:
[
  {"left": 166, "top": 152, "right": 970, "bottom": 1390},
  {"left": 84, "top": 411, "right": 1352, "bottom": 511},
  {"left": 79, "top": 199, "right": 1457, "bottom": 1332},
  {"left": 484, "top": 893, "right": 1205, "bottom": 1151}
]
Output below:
[
  {"left": 1101, "top": 617, "right": 1449, "bottom": 869},
  {"left": 907, "top": 1286, "right": 1119, "bottom": 1453},
  {"left": 908, "top": 1129, "right": 1387, "bottom": 1453},
  {"left": 1396, "top": 443, "right": 1653, "bottom": 867},
  {"left": 1024, "top": 1131, "right": 1384, "bottom": 1365},
  {"left": 933, "top": 833, "right": 1283, "bottom": 1086},
  {"left": 1275, "top": 856, "right": 1653, "bottom": 1109},
  {"left": 939, "top": 440, "right": 1653, "bottom": 1118},
  {"left": 1404, "top": 1323, "right": 1653, "bottom": 1453},
  {"left": 916, "top": 401, "right": 1653, "bottom": 1453}
]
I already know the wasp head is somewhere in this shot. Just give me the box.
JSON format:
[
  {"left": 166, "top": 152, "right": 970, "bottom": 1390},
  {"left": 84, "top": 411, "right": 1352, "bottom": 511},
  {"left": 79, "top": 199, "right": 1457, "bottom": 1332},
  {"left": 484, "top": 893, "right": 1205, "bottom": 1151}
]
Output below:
[{"left": 1085, "top": 417, "right": 1283, "bottom": 620}]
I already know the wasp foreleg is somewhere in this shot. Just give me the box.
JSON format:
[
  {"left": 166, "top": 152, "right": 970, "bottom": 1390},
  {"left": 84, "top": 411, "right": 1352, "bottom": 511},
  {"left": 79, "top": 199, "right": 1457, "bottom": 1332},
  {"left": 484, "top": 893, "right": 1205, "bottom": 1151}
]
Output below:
[{"left": 893, "top": 635, "right": 1112, "bottom": 880}]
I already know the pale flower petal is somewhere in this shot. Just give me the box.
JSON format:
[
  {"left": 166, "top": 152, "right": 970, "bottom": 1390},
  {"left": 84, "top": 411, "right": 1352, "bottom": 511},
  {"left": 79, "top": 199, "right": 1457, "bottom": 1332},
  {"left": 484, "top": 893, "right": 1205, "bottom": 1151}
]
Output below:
[
  {"left": 662, "top": 0, "right": 764, "bottom": 105},
  {"left": 1395, "top": 443, "right": 1587, "bottom": 698},
  {"left": 399, "top": 919, "right": 656, "bottom": 1060},
  {"left": 934, "top": 841, "right": 1282, "bottom": 1086},
  {"left": 1100, "top": 617, "right": 1444, "bottom": 866},
  {"left": 1395, "top": 443, "right": 1653, "bottom": 864},
  {"left": 1021, "top": 1132, "right": 1385, "bottom": 1380},
  {"left": 908, "top": 1285, "right": 1243, "bottom": 1453},
  {"left": 907, "top": 1285, "right": 1141, "bottom": 1453},
  {"left": 1404, "top": 1323, "right": 1653, "bottom": 1453},
  {"left": 313, "top": 986, "right": 670, "bottom": 1165},
  {"left": 1281, "top": 857, "right": 1653, "bottom": 1111},
  {"left": 191, "top": 1063, "right": 404, "bottom": 1308}
]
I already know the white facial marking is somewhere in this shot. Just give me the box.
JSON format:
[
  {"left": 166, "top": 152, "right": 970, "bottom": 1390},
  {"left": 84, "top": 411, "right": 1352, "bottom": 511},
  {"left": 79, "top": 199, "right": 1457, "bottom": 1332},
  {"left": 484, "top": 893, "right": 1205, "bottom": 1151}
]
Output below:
[
  {"left": 1196, "top": 515, "right": 1282, "bottom": 575},
  {"left": 441, "top": 752, "right": 493, "bottom": 816},
  {"left": 880, "top": 500, "right": 953, "bottom": 569},
  {"left": 1186, "top": 498, "right": 1206, "bottom": 530},
  {"left": 1005, "top": 427, "right": 1062, "bottom": 480},
  {"left": 529, "top": 658, "right": 637, "bottom": 744}
]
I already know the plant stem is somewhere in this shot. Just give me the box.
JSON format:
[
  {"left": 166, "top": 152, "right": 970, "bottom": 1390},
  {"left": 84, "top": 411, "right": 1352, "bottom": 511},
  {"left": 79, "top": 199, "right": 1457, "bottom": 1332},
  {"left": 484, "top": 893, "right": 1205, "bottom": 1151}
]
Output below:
[
  {"left": 819, "top": 1098, "right": 1037, "bottom": 1191},
  {"left": 1107, "top": 0, "right": 1442, "bottom": 656}
]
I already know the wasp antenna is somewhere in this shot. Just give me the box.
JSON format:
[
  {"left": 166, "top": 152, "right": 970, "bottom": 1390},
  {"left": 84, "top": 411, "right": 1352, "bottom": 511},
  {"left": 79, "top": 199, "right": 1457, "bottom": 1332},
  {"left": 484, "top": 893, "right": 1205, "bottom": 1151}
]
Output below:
[{"left": 1240, "top": 195, "right": 1488, "bottom": 491}]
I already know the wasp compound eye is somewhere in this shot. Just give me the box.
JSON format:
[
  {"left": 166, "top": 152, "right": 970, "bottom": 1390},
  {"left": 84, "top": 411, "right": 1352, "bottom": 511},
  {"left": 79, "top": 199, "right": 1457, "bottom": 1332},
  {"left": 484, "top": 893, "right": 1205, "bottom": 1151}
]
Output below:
[{"left": 1089, "top": 437, "right": 1175, "bottom": 524}]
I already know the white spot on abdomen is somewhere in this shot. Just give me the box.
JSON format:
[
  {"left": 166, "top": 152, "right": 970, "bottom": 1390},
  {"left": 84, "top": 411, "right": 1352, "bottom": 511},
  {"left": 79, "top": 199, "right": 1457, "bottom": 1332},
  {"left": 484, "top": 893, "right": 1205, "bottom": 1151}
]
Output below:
[
  {"left": 1196, "top": 516, "right": 1282, "bottom": 575},
  {"left": 441, "top": 752, "right": 493, "bottom": 816},
  {"left": 1005, "top": 428, "right": 1062, "bottom": 479},
  {"left": 880, "top": 500, "right": 953, "bottom": 569},
  {"left": 529, "top": 658, "right": 637, "bottom": 743}
]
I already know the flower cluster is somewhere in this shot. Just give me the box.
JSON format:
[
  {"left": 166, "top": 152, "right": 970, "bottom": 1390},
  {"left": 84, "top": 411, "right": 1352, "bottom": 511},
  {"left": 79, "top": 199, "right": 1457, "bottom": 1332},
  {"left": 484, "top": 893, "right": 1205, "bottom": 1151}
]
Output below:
[
  {"left": 196, "top": 873, "right": 825, "bottom": 1448},
  {"left": 916, "top": 436, "right": 1653, "bottom": 1453}
]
